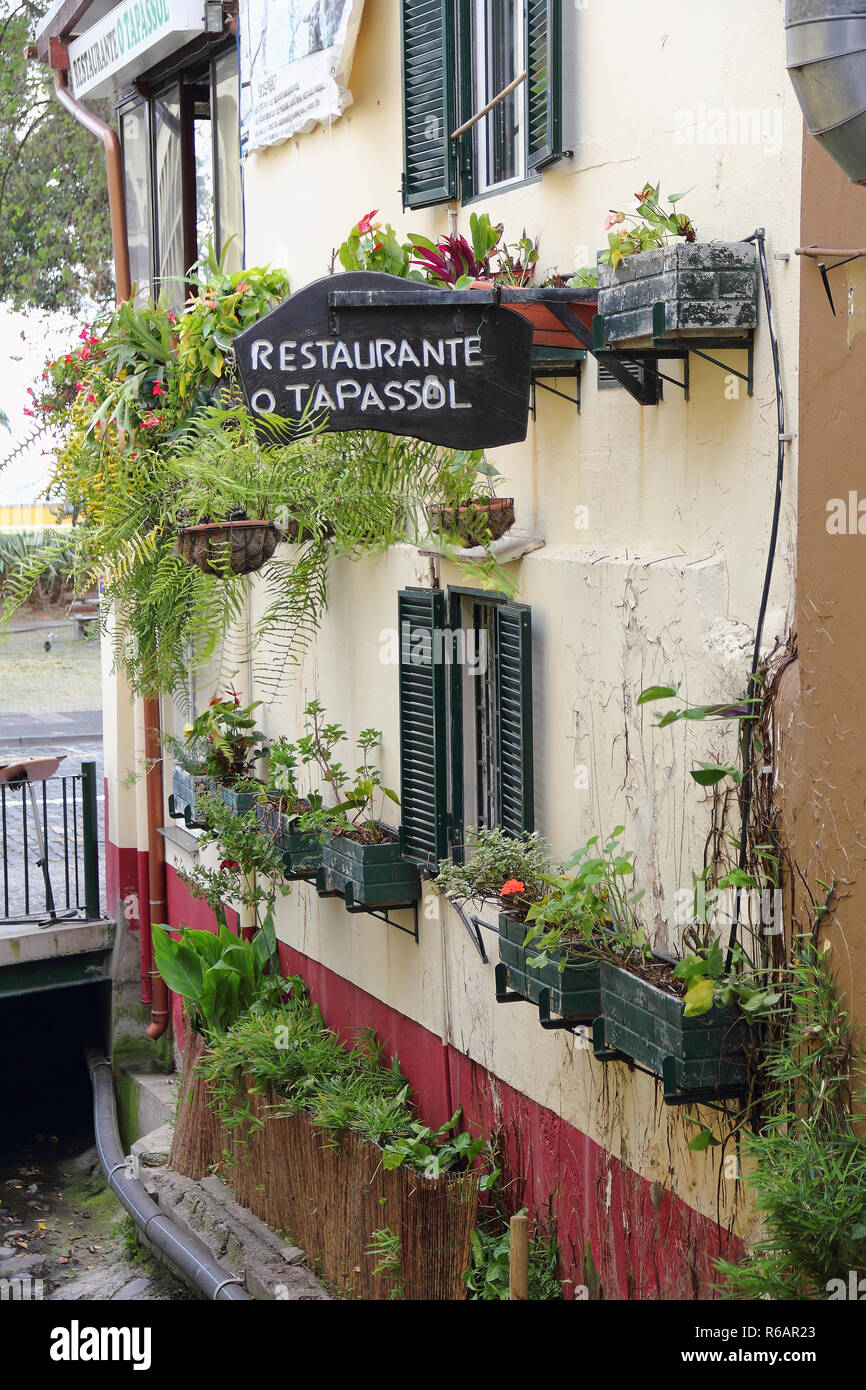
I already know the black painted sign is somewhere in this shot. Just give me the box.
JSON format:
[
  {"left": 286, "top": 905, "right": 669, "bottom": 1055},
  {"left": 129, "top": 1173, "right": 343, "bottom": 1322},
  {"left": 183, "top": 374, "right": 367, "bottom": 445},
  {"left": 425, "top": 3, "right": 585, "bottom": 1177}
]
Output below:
[{"left": 233, "top": 271, "right": 533, "bottom": 448}]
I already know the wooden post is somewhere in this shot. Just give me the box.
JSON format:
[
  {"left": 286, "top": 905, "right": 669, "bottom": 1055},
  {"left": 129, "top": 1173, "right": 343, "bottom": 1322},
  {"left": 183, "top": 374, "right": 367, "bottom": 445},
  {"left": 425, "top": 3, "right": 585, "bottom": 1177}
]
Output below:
[{"left": 509, "top": 1212, "right": 529, "bottom": 1300}]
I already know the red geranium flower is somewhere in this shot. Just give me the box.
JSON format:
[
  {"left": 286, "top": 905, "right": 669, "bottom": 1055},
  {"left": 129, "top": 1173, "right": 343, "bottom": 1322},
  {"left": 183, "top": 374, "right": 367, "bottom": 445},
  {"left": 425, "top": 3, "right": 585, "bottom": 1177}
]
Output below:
[
  {"left": 151, "top": 380, "right": 166, "bottom": 396},
  {"left": 501, "top": 879, "right": 526, "bottom": 896},
  {"left": 219, "top": 859, "right": 240, "bottom": 871}
]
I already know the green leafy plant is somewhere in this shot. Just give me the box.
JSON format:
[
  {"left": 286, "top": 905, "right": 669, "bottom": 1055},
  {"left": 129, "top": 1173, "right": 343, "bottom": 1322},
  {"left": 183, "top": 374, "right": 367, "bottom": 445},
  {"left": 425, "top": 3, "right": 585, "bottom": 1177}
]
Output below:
[
  {"left": 336, "top": 210, "right": 416, "bottom": 279},
  {"left": 381, "top": 1109, "right": 489, "bottom": 1181},
  {"left": 600, "top": 180, "right": 697, "bottom": 270},
  {"left": 200, "top": 980, "right": 492, "bottom": 1183},
  {"left": 434, "top": 825, "right": 553, "bottom": 909},
  {"left": 151, "top": 914, "right": 278, "bottom": 1035},
  {"left": 717, "top": 934, "right": 866, "bottom": 1299},
  {"left": 295, "top": 700, "right": 399, "bottom": 844},
  {"left": 366, "top": 1227, "right": 404, "bottom": 1299},
  {"left": 522, "top": 828, "right": 647, "bottom": 970},
  {"left": 181, "top": 691, "right": 267, "bottom": 786}
]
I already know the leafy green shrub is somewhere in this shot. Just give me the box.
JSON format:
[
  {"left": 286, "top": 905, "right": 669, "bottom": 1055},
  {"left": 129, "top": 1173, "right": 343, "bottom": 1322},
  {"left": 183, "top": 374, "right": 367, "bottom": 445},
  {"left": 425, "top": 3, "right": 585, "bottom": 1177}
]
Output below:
[
  {"left": 717, "top": 936, "right": 866, "bottom": 1299},
  {"left": 434, "top": 825, "right": 553, "bottom": 906}
]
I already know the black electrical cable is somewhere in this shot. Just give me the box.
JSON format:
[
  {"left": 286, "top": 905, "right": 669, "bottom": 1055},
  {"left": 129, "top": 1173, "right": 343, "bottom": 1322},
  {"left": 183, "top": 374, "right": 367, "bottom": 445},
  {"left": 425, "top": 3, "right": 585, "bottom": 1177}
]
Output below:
[{"left": 725, "top": 229, "right": 787, "bottom": 971}]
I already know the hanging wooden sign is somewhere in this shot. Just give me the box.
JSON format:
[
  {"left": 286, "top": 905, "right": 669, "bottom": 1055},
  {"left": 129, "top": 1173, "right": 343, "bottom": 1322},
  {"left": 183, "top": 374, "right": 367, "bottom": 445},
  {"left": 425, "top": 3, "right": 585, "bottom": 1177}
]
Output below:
[{"left": 233, "top": 271, "right": 533, "bottom": 448}]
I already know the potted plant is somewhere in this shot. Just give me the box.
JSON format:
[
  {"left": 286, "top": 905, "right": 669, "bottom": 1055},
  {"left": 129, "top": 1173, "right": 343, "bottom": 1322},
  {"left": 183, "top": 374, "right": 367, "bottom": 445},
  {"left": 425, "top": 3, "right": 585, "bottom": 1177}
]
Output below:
[
  {"left": 163, "top": 731, "right": 212, "bottom": 829},
  {"left": 434, "top": 824, "right": 552, "bottom": 917},
  {"left": 510, "top": 829, "right": 646, "bottom": 1024},
  {"left": 181, "top": 690, "right": 268, "bottom": 812},
  {"left": 595, "top": 181, "right": 758, "bottom": 348},
  {"left": 427, "top": 450, "right": 514, "bottom": 548},
  {"left": 297, "top": 701, "right": 420, "bottom": 908},
  {"left": 257, "top": 735, "right": 325, "bottom": 877},
  {"left": 594, "top": 934, "right": 754, "bottom": 1100}
]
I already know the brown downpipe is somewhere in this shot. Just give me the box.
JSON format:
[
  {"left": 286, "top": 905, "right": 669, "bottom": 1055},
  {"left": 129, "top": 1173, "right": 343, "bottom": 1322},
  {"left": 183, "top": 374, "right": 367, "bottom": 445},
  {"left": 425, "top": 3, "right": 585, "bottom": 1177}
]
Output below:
[{"left": 51, "top": 66, "right": 169, "bottom": 1039}]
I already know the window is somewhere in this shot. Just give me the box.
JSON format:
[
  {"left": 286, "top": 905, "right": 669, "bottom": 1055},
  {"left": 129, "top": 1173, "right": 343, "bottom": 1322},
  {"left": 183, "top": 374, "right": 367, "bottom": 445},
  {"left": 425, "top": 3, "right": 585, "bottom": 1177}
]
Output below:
[
  {"left": 119, "top": 39, "right": 244, "bottom": 306},
  {"left": 400, "top": 0, "right": 562, "bottom": 209},
  {"left": 398, "top": 586, "right": 534, "bottom": 870}
]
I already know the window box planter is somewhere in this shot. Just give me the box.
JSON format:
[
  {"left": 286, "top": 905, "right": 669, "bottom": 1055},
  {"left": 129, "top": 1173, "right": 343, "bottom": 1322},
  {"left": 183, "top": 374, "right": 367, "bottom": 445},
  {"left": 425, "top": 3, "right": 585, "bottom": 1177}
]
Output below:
[
  {"left": 321, "top": 830, "right": 421, "bottom": 907},
  {"left": 497, "top": 911, "right": 600, "bottom": 1023},
  {"left": 470, "top": 282, "right": 598, "bottom": 350},
  {"left": 427, "top": 497, "right": 515, "bottom": 547},
  {"left": 594, "top": 957, "right": 748, "bottom": 1101},
  {"left": 175, "top": 519, "right": 282, "bottom": 576},
  {"left": 218, "top": 782, "right": 263, "bottom": 816},
  {"left": 170, "top": 766, "right": 212, "bottom": 828},
  {"left": 596, "top": 243, "right": 758, "bottom": 349},
  {"left": 257, "top": 799, "right": 323, "bottom": 877}
]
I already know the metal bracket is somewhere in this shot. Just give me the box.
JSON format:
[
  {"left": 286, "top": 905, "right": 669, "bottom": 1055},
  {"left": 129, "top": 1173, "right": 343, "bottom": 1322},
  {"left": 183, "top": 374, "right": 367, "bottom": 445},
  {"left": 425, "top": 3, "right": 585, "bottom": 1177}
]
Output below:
[
  {"left": 530, "top": 366, "right": 582, "bottom": 416},
  {"left": 591, "top": 1014, "right": 630, "bottom": 1063},
  {"left": 451, "top": 900, "right": 489, "bottom": 963},
  {"left": 494, "top": 965, "right": 593, "bottom": 1031},
  {"left": 494, "top": 961, "right": 526, "bottom": 1003},
  {"left": 314, "top": 866, "right": 419, "bottom": 941}
]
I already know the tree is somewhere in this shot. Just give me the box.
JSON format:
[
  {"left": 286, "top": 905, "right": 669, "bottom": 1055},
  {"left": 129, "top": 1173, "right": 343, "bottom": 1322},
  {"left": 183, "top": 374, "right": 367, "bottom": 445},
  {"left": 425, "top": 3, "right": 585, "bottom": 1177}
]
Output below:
[{"left": 0, "top": 1, "right": 113, "bottom": 313}]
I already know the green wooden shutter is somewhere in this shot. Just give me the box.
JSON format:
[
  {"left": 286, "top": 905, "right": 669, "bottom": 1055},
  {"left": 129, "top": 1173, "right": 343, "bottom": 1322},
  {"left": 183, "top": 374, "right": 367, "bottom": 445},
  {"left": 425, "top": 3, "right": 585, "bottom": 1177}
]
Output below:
[
  {"left": 496, "top": 603, "right": 534, "bottom": 835},
  {"left": 401, "top": 0, "right": 458, "bottom": 208},
  {"left": 398, "top": 588, "right": 449, "bottom": 867},
  {"left": 525, "top": 0, "right": 562, "bottom": 171}
]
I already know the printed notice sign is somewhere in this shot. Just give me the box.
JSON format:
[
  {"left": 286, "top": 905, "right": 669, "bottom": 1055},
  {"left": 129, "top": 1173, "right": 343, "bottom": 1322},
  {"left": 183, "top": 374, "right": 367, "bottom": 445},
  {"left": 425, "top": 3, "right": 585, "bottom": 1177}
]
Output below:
[
  {"left": 239, "top": 0, "right": 365, "bottom": 154},
  {"left": 234, "top": 272, "right": 533, "bottom": 449}
]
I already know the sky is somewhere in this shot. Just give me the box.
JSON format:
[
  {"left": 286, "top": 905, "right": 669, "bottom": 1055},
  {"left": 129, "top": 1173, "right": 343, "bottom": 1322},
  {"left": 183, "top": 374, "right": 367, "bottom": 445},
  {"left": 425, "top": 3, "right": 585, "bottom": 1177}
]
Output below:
[{"left": 0, "top": 303, "right": 79, "bottom": 506}]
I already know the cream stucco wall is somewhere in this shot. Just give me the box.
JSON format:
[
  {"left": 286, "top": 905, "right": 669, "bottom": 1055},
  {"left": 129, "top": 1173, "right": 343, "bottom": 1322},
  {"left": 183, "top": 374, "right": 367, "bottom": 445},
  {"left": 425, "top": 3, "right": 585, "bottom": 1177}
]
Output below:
[{"left": 154, "top": 0, "right": 802, "bottom": 1239}]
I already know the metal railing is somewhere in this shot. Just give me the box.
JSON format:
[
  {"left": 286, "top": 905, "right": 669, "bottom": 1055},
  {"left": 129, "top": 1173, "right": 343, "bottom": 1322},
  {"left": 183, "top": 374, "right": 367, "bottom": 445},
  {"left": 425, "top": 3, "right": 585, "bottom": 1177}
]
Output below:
[{"left": 0, "top": 761, "right": 100, "bottom": 923}]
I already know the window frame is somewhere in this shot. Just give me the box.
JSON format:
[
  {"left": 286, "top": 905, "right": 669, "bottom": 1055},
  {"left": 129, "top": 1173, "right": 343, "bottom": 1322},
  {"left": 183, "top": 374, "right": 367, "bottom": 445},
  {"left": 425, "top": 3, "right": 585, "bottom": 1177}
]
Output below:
[
  {"left": 398, "top": 583, "right": 534, "bottom": 872},
  {"left": 118, "top": 35, "right": 243, "bottom": 300},
  {"left": 401, "top": 0, "right": 562, "bottom": 210}
]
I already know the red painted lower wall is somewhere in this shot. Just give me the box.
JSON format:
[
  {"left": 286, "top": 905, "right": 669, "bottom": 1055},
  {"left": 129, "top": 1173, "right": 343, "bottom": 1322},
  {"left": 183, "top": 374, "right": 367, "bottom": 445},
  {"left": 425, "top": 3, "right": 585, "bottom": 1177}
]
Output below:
[{"left": 160, "top": 863, "right": 742, "bottom": 1299}]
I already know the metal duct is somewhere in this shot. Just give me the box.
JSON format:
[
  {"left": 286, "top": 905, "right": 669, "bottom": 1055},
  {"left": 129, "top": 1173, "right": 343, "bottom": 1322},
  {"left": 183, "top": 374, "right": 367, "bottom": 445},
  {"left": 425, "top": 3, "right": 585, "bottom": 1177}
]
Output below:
[{"left": 786, "top": 1, "right": 866, "bottom": 183}]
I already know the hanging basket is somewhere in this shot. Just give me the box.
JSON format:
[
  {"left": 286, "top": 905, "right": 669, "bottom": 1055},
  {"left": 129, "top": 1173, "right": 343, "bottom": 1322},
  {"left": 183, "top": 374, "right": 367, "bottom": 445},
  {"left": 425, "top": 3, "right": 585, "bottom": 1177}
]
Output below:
[
  {"left": 428, "top": 497, "right": 515, "bottom": 548},
  {"left": 175, "top": 519, "right": 282, "bottom": 576}
]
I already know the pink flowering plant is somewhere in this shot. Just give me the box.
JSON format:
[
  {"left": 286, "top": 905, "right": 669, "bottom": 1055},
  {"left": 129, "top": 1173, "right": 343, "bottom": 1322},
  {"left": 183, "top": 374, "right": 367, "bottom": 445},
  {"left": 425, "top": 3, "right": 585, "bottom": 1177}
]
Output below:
[{"left": 600, "top": 180, "right": 697, "bottom": 270}]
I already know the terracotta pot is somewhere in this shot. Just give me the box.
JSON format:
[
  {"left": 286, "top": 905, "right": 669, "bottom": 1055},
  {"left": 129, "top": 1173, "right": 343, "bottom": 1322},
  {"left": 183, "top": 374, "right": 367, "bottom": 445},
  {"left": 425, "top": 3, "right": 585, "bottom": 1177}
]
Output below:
[
  {"left": 175, "top": 519, "right": 282, "bottom": 576},
  {"left": 469, "top": 280, "right": 597, "bottom": 349},
  {"left": 428, "top": 497, "right": 515, "bottom": 548}
]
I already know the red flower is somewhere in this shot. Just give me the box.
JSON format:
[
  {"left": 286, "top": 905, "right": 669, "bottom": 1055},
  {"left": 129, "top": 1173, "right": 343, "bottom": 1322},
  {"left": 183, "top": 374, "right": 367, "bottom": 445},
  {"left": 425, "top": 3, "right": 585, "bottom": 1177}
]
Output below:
[
  {"left": 357, "top": 209, "right": 378, "bottom": 235},
  {"left": 141, "top": 414, "right": 163, "bottom": 428},
  {"left": 209, "top": 698, "right": 221, "bottom": 706},
  {"left": 219, "top": 859, "right": 240, "bottom": 871},
  {"left": 501, "top": 879, "right": 526, "bottom": 896},
  {"left": 236, "top": 282, "right": 250, "bottom": 293},
  {"left": 23, "top": 407, "right": 33, "bottom": 416},
  {"left": 151, "top": 380, "right": 166, "bottom": 396},
  {"left": 86, "top": 393, "right": 97, "bottom": 404}
]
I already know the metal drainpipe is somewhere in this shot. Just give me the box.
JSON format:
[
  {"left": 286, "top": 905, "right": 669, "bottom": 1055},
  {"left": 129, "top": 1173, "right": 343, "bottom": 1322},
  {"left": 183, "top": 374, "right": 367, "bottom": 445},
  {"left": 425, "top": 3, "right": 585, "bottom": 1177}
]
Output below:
[{"left": 51, "top": 65, "right": 168, "bottom": 1038}]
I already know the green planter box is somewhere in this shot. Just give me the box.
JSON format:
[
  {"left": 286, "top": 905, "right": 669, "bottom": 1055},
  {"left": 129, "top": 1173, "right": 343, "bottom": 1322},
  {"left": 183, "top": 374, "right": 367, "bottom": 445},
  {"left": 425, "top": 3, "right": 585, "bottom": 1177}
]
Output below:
[
  {"left": 321, "top": 831, "right": 420, "bottom": 907},
  {"left": 257, "top": 800, "right": 323, "bottom": 877},
  {"left": 218, "top": 782, "right": 263, "bottom": 816},
  {"left": 596, "top": 242, "right": 758, "bottom": 348},
  {"left": 596, "top": 957, "right": 747, "bottom": 1098},
  {"left": 497, "top": 912, "right": 600, "bottom": 1022},
  {"left": 171, "top": 766, "right": 212, "bottom": 828}
]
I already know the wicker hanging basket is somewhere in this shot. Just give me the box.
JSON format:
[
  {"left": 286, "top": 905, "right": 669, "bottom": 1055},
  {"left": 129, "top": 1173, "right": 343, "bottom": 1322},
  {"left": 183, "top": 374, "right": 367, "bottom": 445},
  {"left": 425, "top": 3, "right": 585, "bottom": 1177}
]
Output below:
[
  {"left": 427, "top": 497, "right": 515, "bottom": 548},
  {"left": 175, "top": 519, "right": 282, "bottom": 576}
]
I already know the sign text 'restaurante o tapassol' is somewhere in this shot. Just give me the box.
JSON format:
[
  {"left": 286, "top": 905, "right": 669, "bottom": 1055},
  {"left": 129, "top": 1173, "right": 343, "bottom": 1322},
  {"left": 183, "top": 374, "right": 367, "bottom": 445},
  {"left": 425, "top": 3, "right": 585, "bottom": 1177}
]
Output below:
[
  {"left": 233, "top": 272, "right": 533, "bottom": 449},
  {"left": 68, "top": 0, "right": 205, "bottom": 100}
]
